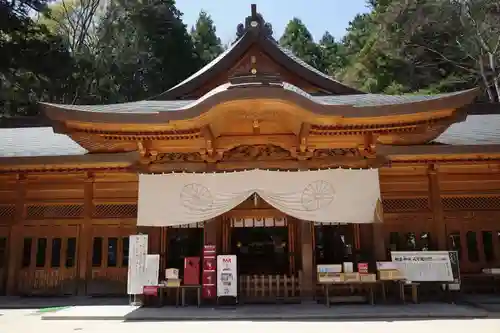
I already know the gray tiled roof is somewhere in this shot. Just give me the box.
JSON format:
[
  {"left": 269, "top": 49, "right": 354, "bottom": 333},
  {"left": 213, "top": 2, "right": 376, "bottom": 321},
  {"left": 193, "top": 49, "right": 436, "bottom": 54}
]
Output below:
[
  {"left": 277, "top": 45, "right": 345, "bottom": 85},
  {"left": 0, "top": 127, "right": 87, "bottom": 157},
  {"left": 162, "top": 37, "right": 245, "bottom": 94},
  {"left": 43, "top": 84, "right": 475, "bottom": 114},
  {"left": 41, "top": 100, "right": 192, "bottom": 114},
  {"left": 283, "top": 83, "right": 474, "bottom": 106},
  {"left": 435, "top": 115, "right": 500, "bottom": 145}
]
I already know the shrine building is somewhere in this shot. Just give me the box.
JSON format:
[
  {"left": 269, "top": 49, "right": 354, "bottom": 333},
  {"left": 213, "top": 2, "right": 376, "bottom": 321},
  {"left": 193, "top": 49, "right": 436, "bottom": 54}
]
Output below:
[{"left": 0, "top": 5, "right": 499, "bottom": 299}]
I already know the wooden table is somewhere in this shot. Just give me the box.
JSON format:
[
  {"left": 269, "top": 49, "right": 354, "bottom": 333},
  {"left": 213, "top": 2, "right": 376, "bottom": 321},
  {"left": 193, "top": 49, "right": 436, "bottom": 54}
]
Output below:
[
  {"left": 380, "top": 280, "right": 419, "bottom": 303},
  {"left": 180, "top": 285, "right": 202, "bottom": 307},
  {"left": 398, "top": 281, "right": 420, "bottom": 303},
  {"left": 158, "top": 285, "right": 181, "bottom": 307},
  {"left": 320, "top": 281, "right": 380, "bottom": 307}
]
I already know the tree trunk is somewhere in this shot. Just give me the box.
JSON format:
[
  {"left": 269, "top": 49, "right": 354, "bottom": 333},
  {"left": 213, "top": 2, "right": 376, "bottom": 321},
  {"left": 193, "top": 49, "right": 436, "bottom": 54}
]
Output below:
[{"left": 487, "top": 52, "right": 500, "bottom": 102}]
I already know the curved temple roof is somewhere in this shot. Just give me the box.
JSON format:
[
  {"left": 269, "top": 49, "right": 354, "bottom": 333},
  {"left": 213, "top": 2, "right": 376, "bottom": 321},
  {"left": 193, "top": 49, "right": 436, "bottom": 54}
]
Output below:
[
  {"left": 2, "top": 114, "right": 500, "bottom": 158},
  {"left": 41, "top": 81, "right": 479, "bottom": 123}
]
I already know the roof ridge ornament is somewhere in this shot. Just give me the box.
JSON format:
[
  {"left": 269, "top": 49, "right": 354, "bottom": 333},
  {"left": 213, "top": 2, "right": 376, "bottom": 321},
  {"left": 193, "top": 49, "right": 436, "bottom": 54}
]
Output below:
[{"left": 236, "top": 4, "right": 273, "bottom": 39}]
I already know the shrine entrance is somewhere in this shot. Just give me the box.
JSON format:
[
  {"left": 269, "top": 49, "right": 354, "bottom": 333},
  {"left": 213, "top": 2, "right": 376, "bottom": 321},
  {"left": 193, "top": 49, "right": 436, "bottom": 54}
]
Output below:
[
  {"left": 226, "top": 216, "right": 301, "bottom": 302},
  {"left": 229, "top": 217, "right": 290, "bottom": 275},
  {"left": 314, "top": 224, "right": 356, "bottom": 266}
]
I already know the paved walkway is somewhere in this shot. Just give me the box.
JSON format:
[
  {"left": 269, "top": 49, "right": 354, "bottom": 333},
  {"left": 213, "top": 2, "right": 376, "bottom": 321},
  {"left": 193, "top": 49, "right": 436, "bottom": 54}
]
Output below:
[
  {"left": 40, "top": 303, "right": 490, "bottom": 321},
  {"left": 0, "top": 296, "right": 128, "bottom": 309},
  {"left": 458, "top": 294, "right": 500, "bottom": 312},
  {"left": 2, "top": 310, "right": 500, "bottom": 333}
]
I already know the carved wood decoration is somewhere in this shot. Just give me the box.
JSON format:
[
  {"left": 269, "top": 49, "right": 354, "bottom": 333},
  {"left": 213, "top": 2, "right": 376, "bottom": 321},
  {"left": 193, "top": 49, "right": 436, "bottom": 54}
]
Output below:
[
  {"left": 222, "top": 144, "right": 292, "bottom": 161},
  {"left": 137, "top": 143, "right": 387, "bottom": 173}
]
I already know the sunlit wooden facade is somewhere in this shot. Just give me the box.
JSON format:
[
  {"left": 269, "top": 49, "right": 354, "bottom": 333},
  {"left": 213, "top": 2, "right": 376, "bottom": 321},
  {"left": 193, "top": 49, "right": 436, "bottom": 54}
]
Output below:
[{"left": 1, "top": 5, "right": 500, "bottom": 297}]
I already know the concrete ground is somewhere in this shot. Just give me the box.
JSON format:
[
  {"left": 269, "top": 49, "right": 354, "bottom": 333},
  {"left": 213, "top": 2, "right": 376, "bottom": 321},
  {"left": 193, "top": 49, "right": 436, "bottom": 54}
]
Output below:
[
  {"left": 0, "top": 296, "right": 497, "bottom": 321},
  {"left": 1, "top": 309, "right": 500, "bottom": 333},
  {"left": 39, "top": 302, "right": 490, "bottom": 321}
]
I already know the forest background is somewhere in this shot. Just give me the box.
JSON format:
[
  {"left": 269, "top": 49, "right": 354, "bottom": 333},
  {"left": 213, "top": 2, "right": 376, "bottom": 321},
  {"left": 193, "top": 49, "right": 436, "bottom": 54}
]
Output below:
[{"left": 1, "top": 0, "right": 499, "bottom": 122}]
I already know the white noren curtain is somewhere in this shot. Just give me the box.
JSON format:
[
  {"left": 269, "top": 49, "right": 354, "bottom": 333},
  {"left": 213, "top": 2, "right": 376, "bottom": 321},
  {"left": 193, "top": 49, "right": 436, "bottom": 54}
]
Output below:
[{"left": 137, "top": 169, "right": 380, "bottom": 227}]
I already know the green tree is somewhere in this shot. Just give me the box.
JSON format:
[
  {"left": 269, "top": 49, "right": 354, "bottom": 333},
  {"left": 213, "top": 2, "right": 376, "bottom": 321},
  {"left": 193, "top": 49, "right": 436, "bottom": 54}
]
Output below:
[
  {"left": 0, "top": 0, "right": 75, "bottom": 117},
  {"left": 279, "top": 18, "right": 324, "bottom": 72},
  {"left": 191, "top": 10, "right": 223, "bottom": 65},
  {"left": 376, "top": 0, "right": 499, "bottom": 100},
  {"left": 318, "top": 31, "right": 347, "bottom": 76},
  {"left": 76, "top": 0, "right": 201, "bottom": 102}
]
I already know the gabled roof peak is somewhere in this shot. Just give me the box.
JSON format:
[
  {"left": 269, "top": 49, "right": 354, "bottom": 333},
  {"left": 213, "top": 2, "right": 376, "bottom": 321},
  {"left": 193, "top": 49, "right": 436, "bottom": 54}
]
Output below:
[{"left": 236, "top": 4, "right": 274, "bottom": 40}]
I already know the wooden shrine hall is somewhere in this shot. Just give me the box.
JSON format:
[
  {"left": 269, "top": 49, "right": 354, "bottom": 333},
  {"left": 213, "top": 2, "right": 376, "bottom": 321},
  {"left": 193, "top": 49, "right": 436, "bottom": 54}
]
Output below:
[{"left": 1, "top": 5, "right": 500, "bottom": 299}]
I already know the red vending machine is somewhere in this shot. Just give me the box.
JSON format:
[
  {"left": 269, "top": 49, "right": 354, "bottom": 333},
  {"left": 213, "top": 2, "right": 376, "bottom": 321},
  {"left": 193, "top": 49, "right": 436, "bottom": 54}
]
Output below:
[{"left": 184, "top": 256, "right": 200, "bottom": 285}]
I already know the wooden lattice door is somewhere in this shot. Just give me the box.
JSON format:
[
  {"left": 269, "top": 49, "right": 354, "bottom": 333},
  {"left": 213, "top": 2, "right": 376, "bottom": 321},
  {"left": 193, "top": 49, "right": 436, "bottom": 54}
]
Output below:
[
  {"left": 87, "top": 224, "right": 136, "bottom": 295},
  {"left": 446, "top": 218, "right": 500, "bottom": 273},
  {"left": 17, "top": 225, "right": 78, "bottom": 295},
  {"left": 383, "top": 215, "right": 435, "bottom": 260}
]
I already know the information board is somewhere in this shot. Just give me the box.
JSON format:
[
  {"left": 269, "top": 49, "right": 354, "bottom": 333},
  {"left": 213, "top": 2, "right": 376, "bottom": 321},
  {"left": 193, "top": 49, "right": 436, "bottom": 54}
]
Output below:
[
  {"left": 126, "top": 234, "right": 148, "bottom": 295},
  {"left": 391, "top": 251, "right": 454, "bottom": 282},
  {"left": 144, "top": 254, "right": 160, "bottom": 287},
  {"left": 217, "top": 255, "right": 237, "bottom": 297}
]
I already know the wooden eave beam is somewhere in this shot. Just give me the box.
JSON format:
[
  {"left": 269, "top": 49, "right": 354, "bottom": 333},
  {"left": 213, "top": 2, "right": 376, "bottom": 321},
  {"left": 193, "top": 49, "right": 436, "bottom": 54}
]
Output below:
[
  {"left": 142, "top": 155, "right": 388, "bottom": 173},
  {"left": 379, "top": 144, "right": 500, "bottom": 156},
  {"left": 0, "top": 152, "right": 137, "bottom": 173}
]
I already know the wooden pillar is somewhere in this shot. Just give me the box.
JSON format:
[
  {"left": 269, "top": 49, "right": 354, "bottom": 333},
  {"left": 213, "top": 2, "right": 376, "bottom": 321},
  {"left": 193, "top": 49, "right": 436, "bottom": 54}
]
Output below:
[
  {"left": 288, "top": 218, "right": 297, "bottom": 274},
  {"left": 203, "top": 218, "right": 219, "bottom": 248},
  {"left": 353, "top": 224, "right": 361, "bottom": 250},
  {"left": 299, "top": 220, "right": 314, "bottom": 300},
  {"left": 143, "top": 227, "right": 160, "bottom": 255},
  {"left": 372, "top": 223, "right": 386, "bottom": 260},
  {"left": 428, "top": 165, "right": 446, "bottom": 250},
  {"left": 77, "top": 173, "right": 93, "bottom": 295},
  {"left": 159, "top": 227, "right": 167, "bottom": 275},
  {"left": 6, "top": 174, "right": 26, "bottom": 295},
  {"left": 221, "top": 216, "right": 230, "bottom": 254}
]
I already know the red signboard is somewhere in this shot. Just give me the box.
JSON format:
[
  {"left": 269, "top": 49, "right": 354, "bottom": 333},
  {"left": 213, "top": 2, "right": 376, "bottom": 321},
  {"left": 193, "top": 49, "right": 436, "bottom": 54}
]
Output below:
[
  {"left": 358, "top": 263, "right": 369, "bottom": 274},
  {"left": 202, "top": 244, "right": 217, "bottom": 299},
  {"left": 143, "top": 286, "right": 158, "bottom": 296},
  {"left": 202, "top": 285, "right": 216, "bottom": 299}
]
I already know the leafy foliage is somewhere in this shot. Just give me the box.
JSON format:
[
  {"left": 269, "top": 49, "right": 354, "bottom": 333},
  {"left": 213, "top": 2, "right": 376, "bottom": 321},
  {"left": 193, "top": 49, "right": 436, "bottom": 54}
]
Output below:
[
  {"left": 2, "top": 1, "right": 498, "bottom": 120},
  {"left": 191, "top": 10, "right": 223, "bottom": 66}
]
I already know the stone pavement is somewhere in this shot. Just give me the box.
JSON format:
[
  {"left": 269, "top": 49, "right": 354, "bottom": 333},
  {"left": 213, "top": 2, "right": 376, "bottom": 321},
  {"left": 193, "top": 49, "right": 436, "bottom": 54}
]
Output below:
[
  {"left": 0, "top": 296, "right": 128, "bottom": 309},
  {"left": 40, "top": 302, "right": 490, "bottom": 321},
  {"left": 2, "top": 311, "right": 500, "bottom": 333},
  {"left": 458, "top": 294, "right": 500, "bottom": 313}
]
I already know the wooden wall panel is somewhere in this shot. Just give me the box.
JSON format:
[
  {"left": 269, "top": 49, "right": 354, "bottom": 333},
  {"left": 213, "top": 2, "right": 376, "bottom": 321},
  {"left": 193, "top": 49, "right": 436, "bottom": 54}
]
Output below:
[
  {"left": 379, "top": 175, "right": 429, "bottom": 195},
  {"left": 0, "top": 179, "right": 17, "bottom": 204},
  {"left": 25, "top": 183, "right": 85, "bottom": 201},
  {"left": 93, "top": 182, "right": 138, "bottom": 200},
  {"left": 440, "top": 173, "right": 500, "bottom": 193}
]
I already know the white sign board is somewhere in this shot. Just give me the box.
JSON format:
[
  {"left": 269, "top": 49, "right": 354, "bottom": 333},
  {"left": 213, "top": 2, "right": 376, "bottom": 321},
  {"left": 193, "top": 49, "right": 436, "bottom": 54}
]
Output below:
[
  {"left": 391, "top": 251, "right": 454, "bottom": 282},
  {"left": 217, "top": 255, "right": 237, "bottom": 297},
  {"left": 127, "top": 234, "right": 148, "bottom": 295},
  {"left": 144, "top": 254, "right": 160, "bottom": 286}
]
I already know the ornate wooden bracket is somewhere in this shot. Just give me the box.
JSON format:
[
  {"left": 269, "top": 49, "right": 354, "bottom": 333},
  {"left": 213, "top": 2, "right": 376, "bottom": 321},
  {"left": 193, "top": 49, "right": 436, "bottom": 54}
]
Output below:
[
  {"left": 136, "top": 141, "right": 162, "bottom": 164},
  {"left": 200, "top": 125, "right": 224, "bottom": 162}
]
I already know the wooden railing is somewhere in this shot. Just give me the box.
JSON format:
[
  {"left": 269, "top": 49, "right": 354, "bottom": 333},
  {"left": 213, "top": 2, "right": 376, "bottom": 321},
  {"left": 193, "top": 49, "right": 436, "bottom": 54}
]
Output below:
[{"left": 239, "top": 273, "right": 302, "bottom": 302}]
